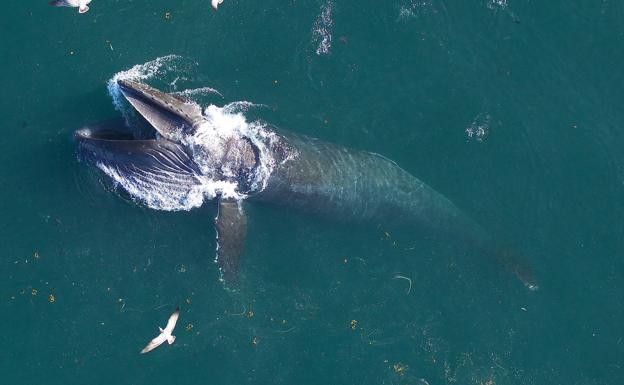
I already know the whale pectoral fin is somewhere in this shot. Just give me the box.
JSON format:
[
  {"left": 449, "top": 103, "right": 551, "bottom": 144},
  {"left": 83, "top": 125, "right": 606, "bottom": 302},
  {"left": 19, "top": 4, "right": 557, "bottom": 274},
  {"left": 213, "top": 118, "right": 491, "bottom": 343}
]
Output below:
[{"left": 214, "top": 199, "right": 248, "bottom": 284}]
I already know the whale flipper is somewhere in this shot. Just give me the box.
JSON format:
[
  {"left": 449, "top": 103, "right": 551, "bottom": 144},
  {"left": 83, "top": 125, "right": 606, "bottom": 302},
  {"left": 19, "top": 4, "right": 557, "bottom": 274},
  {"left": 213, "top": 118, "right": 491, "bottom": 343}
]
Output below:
[{"left": 215, "top": 199, "right": 247, "bottom": 283}]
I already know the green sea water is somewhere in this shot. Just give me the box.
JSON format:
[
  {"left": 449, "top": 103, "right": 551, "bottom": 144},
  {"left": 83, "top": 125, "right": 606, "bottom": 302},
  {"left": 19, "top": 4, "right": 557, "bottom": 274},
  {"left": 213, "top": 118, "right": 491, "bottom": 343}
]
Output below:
[{"left": 1, "top": 1, "right": 623, "bottom": 384}]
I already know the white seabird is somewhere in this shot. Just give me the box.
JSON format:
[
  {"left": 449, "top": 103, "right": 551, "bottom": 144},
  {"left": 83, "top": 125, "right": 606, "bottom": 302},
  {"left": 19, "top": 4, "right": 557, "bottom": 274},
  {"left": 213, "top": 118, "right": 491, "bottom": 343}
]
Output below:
[
  {"left": 49, "top": 0, "right": 92, "bottom": 14},
  {"left": 212, "top": 0, "right": 224, "bottom": 10},
  {"left": 140, "top": 307, "right": 180, "bottom": 354}
]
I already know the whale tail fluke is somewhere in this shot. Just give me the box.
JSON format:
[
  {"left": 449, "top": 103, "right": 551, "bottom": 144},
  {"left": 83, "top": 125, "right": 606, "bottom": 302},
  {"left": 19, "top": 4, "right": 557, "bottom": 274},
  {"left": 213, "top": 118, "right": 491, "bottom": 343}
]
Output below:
[
  {"left": 442, "top": 213, "right": 538, "bottom": 290},
  {"left": 493, "top": 247, "right": 539, "bottom": 291}
]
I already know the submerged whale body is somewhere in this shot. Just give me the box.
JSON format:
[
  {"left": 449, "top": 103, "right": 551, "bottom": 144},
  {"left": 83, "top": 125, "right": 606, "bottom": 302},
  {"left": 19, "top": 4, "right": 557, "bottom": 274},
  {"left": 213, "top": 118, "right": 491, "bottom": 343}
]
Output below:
[{"left": 75, "top": 80, "right": 538, "bottom": 290}]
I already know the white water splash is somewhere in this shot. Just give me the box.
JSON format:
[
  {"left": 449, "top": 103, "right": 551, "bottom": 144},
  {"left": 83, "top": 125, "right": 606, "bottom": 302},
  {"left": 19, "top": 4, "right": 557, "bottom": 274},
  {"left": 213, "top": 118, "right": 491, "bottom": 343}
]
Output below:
[
  {"left": 487, "top": 0, "right": 508, "bottom": 10},
  {"left": 106, "top": 55, "right": 183, "bottom": 117},
  {"left": 312, "top": 1, "right": 333, "bottom": 56},
  {"left": 465, "top": 114, "right": 490, "bottom": 142},
  {"left": 189, "top": 105, "right": 279, "bottom": 194},
  {"left": 398, "top": 1, "right": 431, "bottom": 21},
  {"left": 100, "top": 57, "right": 287, "bottom": 211},
  {"left": 173, "top": 87, "right": 224, "bottom": 99},
  {"left": 223, "top": 101, "right": 269, "bottom": 114}
]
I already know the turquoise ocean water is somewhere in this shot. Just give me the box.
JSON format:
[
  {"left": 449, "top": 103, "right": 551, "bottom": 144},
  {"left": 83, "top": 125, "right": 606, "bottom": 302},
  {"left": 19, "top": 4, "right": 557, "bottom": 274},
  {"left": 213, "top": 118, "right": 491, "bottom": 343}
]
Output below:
[{"left": 1, "top": 1, "right": 622, "bottom": 384}]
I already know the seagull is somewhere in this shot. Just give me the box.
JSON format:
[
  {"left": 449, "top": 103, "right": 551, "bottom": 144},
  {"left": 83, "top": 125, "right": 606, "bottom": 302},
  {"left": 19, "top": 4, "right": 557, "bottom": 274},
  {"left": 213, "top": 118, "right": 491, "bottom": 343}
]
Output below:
[
  {"left": 211, "top": 0, "right": 224, "bottom": 10},
  {"left": 49, "top": 0, "right": 92, "bottom": 14},
  {"left": 140, "top": 307, "right": 180, "bottom": 354}
]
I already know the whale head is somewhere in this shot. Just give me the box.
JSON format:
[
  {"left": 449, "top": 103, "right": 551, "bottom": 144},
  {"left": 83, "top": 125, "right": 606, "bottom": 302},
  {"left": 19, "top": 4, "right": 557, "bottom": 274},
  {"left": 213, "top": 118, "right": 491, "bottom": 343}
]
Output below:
[{"left": 75, "top": 80, "right": 259, "bottom": 210}]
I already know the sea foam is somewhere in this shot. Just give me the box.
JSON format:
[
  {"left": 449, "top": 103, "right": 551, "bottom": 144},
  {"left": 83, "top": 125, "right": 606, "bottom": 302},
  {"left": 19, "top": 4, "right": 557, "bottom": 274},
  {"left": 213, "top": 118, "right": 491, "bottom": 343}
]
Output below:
[{"left": 99, "top": 57, "right": 285, "bottom": 211}]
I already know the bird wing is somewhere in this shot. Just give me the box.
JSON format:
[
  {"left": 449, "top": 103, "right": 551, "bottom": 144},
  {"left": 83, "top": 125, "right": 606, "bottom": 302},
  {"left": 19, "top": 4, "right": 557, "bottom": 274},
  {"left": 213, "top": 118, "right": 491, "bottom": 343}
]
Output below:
[
  {"left": 140, "top": 333, "right": 166, "bottom": 354},
  {"left": 164, "top": 308, "right": 180, "bottom": 333}
]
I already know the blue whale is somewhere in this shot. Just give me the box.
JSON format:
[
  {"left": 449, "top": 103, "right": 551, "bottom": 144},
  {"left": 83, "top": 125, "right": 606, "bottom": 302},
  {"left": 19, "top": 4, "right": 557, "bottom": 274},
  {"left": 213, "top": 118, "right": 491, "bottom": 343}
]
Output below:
[{"left": 75, "top": 80, "right": 538, "bottom": 290}]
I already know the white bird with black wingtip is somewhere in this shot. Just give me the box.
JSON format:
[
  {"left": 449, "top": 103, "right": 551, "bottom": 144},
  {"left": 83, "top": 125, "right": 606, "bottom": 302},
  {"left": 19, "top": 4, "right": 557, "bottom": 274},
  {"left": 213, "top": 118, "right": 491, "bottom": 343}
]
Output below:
[{"left": 140, "top": 308, "right": 180, "bottom": 354}]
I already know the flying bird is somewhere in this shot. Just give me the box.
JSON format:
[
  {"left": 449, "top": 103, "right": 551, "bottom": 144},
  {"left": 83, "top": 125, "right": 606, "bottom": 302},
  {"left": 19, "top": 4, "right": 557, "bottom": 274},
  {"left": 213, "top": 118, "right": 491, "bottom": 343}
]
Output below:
[{"left": 140, "top": 307, "right": 180, "bottom": 354}]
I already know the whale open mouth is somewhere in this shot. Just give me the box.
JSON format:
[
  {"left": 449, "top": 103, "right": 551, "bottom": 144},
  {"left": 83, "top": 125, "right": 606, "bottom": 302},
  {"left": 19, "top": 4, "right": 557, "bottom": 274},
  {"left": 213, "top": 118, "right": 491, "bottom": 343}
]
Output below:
[{"left": 74, "top": 81, "right": 207, "bottom": 210}]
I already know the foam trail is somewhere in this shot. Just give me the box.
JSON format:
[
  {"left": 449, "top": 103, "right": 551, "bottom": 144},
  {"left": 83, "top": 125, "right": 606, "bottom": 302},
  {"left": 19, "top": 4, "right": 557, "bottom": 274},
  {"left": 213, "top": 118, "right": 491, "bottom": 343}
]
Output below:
[
  {"left": 398, "top": 1, "right": 431, "bottom": 21},
  {"left": 312, "top": 1, "right": 333, "bottom": 56},
  {"left": 174, "top": 87, "right": 224, "bottom": 99},
  {"left": 223, "top": 101, "right": 269, "bottom": 114}
]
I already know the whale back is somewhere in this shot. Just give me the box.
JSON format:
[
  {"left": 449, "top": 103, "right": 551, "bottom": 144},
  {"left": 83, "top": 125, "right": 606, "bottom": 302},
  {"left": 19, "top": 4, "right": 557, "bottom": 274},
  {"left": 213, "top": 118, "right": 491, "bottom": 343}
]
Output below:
[{"left": 250, "top": 129, "right": 539, "bottom": 290}]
